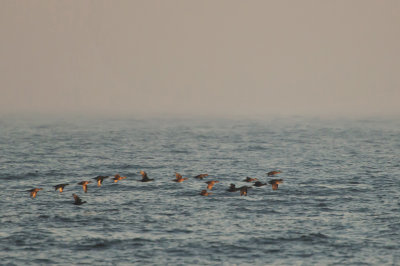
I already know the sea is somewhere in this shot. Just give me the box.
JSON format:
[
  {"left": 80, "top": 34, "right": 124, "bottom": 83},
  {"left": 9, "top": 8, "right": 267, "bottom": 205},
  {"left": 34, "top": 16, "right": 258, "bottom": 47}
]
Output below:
[{"left": 0, "top": 115, "right": 399, "bottom": 265}]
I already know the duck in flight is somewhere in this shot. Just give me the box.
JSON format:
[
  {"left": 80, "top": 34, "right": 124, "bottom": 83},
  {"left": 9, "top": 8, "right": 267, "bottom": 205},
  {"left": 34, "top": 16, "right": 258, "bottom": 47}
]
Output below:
[
  {"left": 173, "top": 173, "right": 188, "bottom": 182},
  {"left": 113, "top": 174, "right": 127, "bottom": 183},
  {"left": 243, "top": 177, "right": 258, "bottom": 182},
  {"left": 28, "top": 188, "right": 43, "bottom": 198},
  {"left": 93, "top": 176, "right": 109, "bottom": 187},
  {"left": 267, "top": 170, "right": 281, "bottom": 176},
  {"left": 194, "top": 174, "right": 208, "bottom": 180},
  {"left": 77, "top": 181, "right": 92, "bottom": 193},
  {"left": 73, "top": 193, "right": 86, "bottom": 205},
  {"left": 268, "top": 179, "right": 283, "bottom": 190},
  {"left": 54, "top": 183, "right": 69, "bottom": 193},
  {"left": 140, "top": 171, "right": 154, "bottom": 182},
  {"left": 253, "top": 181, "right": 267, "bottom": 187},
  {"left": 205, "top": 180, "right": 219, "bottom": 190}
]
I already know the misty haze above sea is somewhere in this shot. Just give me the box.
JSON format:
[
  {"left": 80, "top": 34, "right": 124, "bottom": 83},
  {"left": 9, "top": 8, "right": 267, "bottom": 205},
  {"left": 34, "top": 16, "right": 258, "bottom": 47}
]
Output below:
[{"left": 0, "top": 116, "right": 399, "bottom": 265}]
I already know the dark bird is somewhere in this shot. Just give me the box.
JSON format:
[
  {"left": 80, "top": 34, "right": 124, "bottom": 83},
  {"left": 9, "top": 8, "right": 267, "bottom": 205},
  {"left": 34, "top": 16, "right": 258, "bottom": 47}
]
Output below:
[
  {"left": 227, "top": 183, "right": 239, "bottom": 192},
  {"left": 54, "top": 183, "right": 69, "bottom": 193},
  {"left": 243, "top": 177, "right": 258, "bottom": 182},
  {"left": 73, "top": 193, "right": 86, "bottom": 205},
  {"left": 267, "top": 170, "right": 281, "bottom": 176},
  {"left": 253, "top": 181, "right": 267, "bottom": 187},
  {"left": 240, "top": 186, "right": 251, "bottom": 196},
  {"left": 28, "top": 188, "right": 43, "bottom": 198},
  {"left": 93, "top": 176, "right": 109, "bottom": 187},
  {"left": 205, "top": 180, "right": 219, "bottom": 190},
  {"left": 140, "top": 171, "right": 154, "bottom": 182},
  {"left": 173, "top": 173, "right": 188, "bottom": 182},
  {"left": 200, "top": 190, "right": 212, "bottom": 196},
  {"left": 194, "top": 174, "right": 208, "bottom": 180},
  {"left": 113, "top": 174, "right": 127, "bottom": 183},
  {"left": 77, "top": 181, "right": 92, "bottom": 193},
  {"left": 268, "top": 179, "right": 284, "bottom": 190}
]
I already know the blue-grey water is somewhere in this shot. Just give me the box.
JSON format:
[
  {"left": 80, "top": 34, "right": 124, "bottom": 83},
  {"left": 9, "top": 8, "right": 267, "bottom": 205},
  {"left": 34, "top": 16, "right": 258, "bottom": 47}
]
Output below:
[{"left": 1, "top": 116, "right": 399, "bottom": 265}]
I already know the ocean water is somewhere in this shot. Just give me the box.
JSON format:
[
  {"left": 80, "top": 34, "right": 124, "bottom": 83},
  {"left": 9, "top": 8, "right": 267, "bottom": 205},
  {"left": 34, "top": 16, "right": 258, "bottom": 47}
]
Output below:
[{"left": 0, "top": 116, "right": 399, "bottom": 265}]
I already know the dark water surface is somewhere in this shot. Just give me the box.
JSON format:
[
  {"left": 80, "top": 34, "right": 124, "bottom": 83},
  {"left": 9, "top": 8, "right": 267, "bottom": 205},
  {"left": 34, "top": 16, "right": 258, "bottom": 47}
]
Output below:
[{"left": 1, "top": 116, "right": 399, "bottom": 265}]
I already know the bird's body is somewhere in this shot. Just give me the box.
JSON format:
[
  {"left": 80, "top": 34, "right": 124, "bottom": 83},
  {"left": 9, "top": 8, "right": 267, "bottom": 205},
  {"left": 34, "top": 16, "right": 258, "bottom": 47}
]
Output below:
[
  {"left": 140, "top": 171, "right": 154, "bottom": 182},
  {"left": 194, "top": 174, "right": 208, "bottom": 180},
  {"left": 28, "top": 188, "right": 43, "bottom": 198},
  {"left": 54, "top": 183, "right": 69, "bottom": 193},
  {"left": 77, "top": 181, "right": 92, "bottom": 193},
  {"left": 205, "top": 180, "right": 219, "bottom": 190},
  {"left": 253, "top": 181, "right": 267, "bottom": 187},
  {"left": 73, "top": 193, "right": 86, "bottom": 205},
  {"left": 173, "top": 173, "right": 188, "bottom": 182},
  {"left": 267, "top": 170, "right": 281, "bottom": 176},
  {"left": 268, "top": 179, "right": 284, "bottom": 190},
  {"left": 93, "top": 176, "right": 109, "bottom": 187},
  {"left": 243, "top": 177, "right": 258, "bottom": 182},
  {"left": 113, "top": 174, "right": 127, "bottom": 183}
]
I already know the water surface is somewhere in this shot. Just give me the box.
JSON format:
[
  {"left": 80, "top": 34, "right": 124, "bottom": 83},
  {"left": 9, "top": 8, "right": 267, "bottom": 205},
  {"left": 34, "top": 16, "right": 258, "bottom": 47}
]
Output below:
[{"left": 1, "top": 116, "right": 399, "bottom": 265}]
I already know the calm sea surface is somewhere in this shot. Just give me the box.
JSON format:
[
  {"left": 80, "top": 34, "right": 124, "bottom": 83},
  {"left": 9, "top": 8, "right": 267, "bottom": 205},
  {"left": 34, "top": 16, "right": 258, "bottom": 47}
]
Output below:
[{"left": 0, "top": 116, "right": 399, "bottom": 265}]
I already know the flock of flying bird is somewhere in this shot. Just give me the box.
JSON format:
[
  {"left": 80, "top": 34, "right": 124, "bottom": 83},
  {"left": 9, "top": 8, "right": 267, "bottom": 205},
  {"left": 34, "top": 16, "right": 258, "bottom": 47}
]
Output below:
[{"left": 27, "top": 170, "right": 284, "bottom": 205}]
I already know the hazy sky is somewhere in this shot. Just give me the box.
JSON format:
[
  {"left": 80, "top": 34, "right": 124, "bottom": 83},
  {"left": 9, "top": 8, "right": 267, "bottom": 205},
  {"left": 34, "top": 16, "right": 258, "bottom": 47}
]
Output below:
[{"left": 1, "top": 1, "right": 399, "bottom": 118}]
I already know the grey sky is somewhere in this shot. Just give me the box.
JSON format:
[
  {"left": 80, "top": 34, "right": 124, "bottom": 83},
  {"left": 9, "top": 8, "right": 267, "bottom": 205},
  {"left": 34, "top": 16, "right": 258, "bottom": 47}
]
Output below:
[{"left": 1, "top": 1, "right": 399, "bottom": 117}]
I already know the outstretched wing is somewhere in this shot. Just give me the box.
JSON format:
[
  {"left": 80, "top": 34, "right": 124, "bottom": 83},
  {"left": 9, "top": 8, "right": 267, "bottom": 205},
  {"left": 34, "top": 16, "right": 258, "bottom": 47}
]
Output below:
[
  {"left": 73, "top": 193, "right": 81, "bottom": 203},
  {"left": 175, "top": 173, "right": 182, "bottom": 179}
]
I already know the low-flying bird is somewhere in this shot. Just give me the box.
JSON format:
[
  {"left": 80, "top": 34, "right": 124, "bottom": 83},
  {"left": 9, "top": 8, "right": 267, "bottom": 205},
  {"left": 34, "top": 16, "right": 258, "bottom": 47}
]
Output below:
[
  {"left": 243, "top": 177, "right": 258, "bottom": 182},
  {"left": 268, "top": 179, "right": 284, "bottom": 190},
  {"left": 54, "top": 183, "right": 69, "bottom": 193},
  {"left": 93, "top": 176, "right": 109, "bottom": 187},
  {"left": 253, "top": 181, "right": 267, "bottom": 187},
  {"left": 200, "top": 190, "right": 212, "bottom": 196},
  {"left": 173, "top": 173, "right": 188, "bottom": 182},
  {"left": 194, "top": 174, "right": 208, "bottom": 180},
  {"left": 72, "top": 193, "right": 86, "bottom": 205},
  {"left": 113, "top": 174, "right": 127, "bottom": 183},
  {"left": 140, "top": 171, "right": 154, "bottom": 182},
  {"left": 77, "top": 181, "right": 92, "bottom": 193},
  {"left": 205, "top": 180, "right": 219, "bottom": 190},
  {"left": 267, "top": 170, "right": 281, "bottom": 176},
  {"left": 28, "top": 188, "right": 43, "bottom": 198}
]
